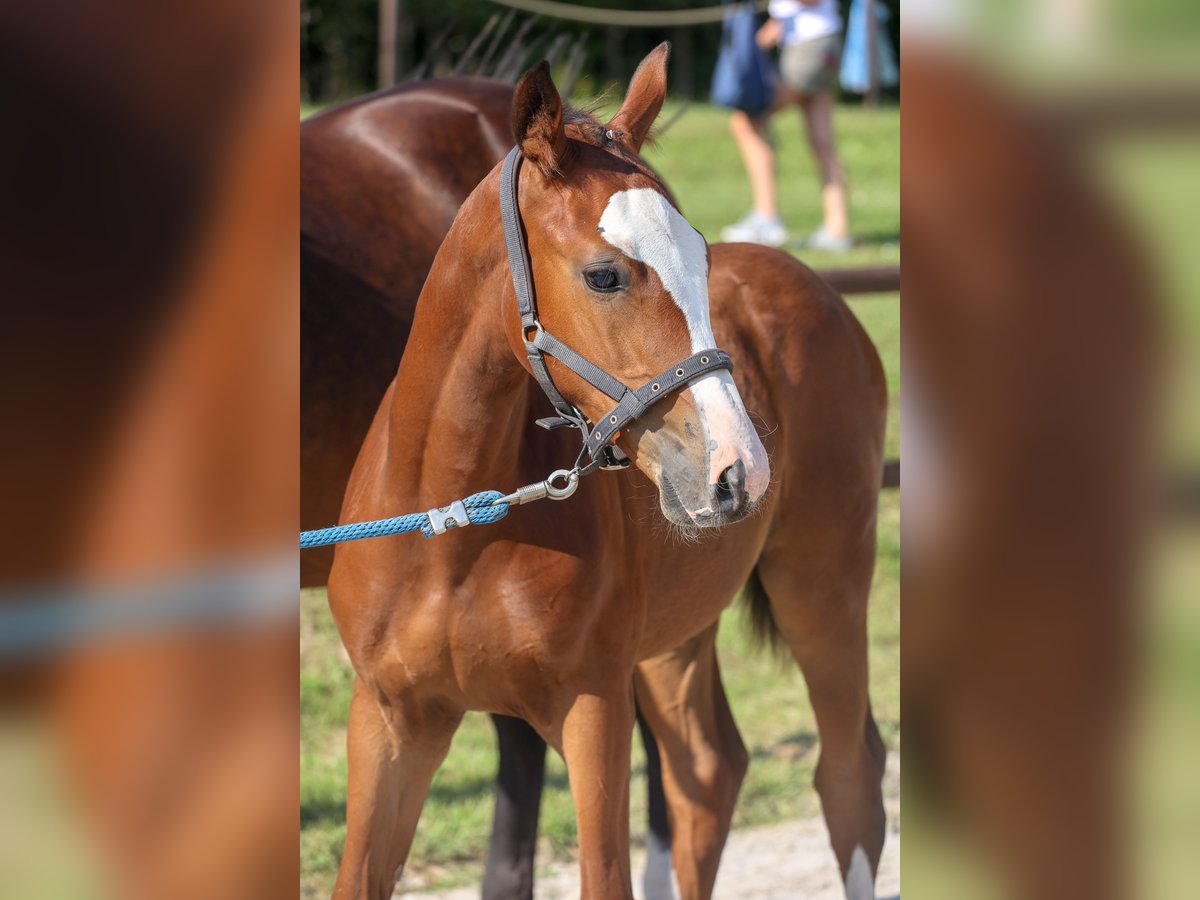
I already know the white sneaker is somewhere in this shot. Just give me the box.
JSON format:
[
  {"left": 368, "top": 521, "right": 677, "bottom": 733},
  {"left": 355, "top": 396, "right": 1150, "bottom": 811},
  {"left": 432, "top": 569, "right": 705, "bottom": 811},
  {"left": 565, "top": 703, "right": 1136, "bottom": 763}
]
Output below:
[
  {"left": 805, "top": 227, "right": 853, "bottom": 252},
  {"left": 720, "top": 211, "right": 787, "bottom": 247}
]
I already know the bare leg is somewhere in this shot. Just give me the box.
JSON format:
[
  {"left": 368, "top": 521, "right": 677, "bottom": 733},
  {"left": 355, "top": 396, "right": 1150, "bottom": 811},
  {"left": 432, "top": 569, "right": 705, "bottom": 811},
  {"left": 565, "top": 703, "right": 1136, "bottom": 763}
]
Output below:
[
  {"left": 800, "top": 92, "right": 849, "bottom": 239},
  {"left": 333, "top": 679, "right": 462, "bottom": 900},
  {"left": 635, "top": 626, "right": 748, "bottom": 900},
  {"left": 560, "top": 688, "right": 637, "bottom": 899},
  {"left": 756, "top": 555, "right": 885, "bottom": 900},
  {"left": 728, "top": 110, "right": 777, "bottom": 218},
  {"left": 482, "top": 715, "right": 547, "bottom": 900}
]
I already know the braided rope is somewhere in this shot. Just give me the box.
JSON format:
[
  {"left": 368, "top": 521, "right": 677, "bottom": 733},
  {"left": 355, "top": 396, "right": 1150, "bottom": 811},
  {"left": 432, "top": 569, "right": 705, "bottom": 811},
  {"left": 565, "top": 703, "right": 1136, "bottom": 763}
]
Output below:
[
  {"left": 300, "top": 491, "right": 509, "bottom": 548},
  {"left": 420, "top": 492, "right": 509, "bottom": 537}
]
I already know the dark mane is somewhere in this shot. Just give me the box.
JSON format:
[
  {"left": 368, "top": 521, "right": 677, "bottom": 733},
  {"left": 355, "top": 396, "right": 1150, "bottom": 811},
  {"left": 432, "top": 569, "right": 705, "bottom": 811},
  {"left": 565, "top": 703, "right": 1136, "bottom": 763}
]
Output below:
[
  {"left": 563, "top": 104, "right": 603, "bottom": 127},
  {"left": 563, "top": 102, "right": 608, "bottom": 147}
]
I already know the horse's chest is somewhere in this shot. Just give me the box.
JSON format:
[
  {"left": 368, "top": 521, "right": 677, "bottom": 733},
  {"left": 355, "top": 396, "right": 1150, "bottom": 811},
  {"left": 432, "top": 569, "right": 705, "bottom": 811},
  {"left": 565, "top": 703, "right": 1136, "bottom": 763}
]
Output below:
[{"left": 635, "top": 528, "right": 766, "bottom": 658}]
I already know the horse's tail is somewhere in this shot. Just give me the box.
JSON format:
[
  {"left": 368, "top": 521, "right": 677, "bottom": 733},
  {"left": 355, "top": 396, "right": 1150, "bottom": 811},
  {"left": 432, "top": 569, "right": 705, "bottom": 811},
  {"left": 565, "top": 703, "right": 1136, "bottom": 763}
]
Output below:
[{"left": 742, "top": 565, "right": 788, "bottom": 661}]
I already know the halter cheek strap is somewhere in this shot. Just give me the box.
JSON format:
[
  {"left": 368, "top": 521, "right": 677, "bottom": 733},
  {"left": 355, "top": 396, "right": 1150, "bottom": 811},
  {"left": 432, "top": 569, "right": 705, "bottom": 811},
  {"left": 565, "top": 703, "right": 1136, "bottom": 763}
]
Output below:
[
  {"left": 500, "top": 148, "right": 590, "bottom": 438},
  {"left": 499, "top": 145, "right": 734, "bottom": 475}
]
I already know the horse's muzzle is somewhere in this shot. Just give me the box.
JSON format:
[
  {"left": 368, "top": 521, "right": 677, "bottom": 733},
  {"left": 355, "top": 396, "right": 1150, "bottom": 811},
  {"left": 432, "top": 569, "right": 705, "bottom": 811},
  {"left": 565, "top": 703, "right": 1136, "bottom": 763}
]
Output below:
[{"left": 659, "top": 458, "right": 758, "bottom": 529}]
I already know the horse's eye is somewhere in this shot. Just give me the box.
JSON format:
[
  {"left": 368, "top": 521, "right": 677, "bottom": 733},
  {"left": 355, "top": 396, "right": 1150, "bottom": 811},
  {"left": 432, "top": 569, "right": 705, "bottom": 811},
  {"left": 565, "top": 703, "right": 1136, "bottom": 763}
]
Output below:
[{"left": 584, "top": 267, "right": 621, "bottom": 293}]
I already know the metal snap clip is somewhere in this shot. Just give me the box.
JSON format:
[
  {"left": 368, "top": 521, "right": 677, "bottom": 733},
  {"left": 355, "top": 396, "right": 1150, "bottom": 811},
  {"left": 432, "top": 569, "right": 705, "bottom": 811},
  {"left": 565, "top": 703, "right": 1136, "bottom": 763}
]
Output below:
[{"left": 496, "top": 468, "right": 579, "bottom": 507}]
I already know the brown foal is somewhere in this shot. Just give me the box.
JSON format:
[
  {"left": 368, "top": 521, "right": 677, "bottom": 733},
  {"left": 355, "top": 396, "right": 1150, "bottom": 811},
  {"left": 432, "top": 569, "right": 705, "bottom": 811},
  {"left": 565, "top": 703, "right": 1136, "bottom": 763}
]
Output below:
[{"left": 328, "top": 46, "right": 886, "bottom": 900}]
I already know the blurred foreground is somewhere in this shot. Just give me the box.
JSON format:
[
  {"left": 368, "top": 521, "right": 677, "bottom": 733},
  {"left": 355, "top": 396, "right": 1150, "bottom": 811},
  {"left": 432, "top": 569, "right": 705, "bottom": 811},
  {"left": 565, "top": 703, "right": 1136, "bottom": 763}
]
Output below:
[
  {"left": 0, "top": 2, "right": 298, "bottom": 898},
  {"left": 901, "top": 2, "right": 1200, "bottom": 899}
]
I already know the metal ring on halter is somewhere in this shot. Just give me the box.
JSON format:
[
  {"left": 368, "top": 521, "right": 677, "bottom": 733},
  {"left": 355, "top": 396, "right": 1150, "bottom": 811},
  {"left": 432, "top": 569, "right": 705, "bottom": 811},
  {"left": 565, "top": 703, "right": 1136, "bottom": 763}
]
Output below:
[{"left": 545, "top": 469, "right": 579, "bottom": 500}]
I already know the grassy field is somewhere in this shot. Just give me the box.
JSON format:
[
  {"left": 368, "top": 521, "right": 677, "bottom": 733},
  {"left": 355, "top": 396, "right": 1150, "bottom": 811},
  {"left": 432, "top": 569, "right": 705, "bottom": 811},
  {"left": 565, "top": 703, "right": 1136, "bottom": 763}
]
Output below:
[{"left": 300, "top": 99, "right": 899, "bottom": 896}]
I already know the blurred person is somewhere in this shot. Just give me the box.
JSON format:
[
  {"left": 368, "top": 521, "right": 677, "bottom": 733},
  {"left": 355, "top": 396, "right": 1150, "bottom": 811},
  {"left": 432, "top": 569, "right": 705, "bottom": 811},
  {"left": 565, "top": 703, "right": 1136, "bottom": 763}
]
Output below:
[{"left": 722, "top": 0, "right": 851, "bottom": 250}]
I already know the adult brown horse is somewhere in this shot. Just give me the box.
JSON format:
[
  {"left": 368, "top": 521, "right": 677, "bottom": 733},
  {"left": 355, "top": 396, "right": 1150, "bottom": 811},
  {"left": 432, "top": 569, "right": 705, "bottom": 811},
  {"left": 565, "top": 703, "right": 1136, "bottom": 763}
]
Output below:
[
  {"left": 302, "top": 76, "right": 515, "bottom": 589},
  {"left": 326, "top": 46, "right": 887, "bottom": 900}
]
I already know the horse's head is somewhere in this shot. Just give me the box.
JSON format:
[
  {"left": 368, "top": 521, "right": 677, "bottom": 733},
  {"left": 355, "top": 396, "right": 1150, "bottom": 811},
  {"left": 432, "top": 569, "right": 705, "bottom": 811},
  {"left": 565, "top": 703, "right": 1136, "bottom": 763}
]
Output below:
[{"left": 505, "top": 45, "right": 769, "bottom": 528}]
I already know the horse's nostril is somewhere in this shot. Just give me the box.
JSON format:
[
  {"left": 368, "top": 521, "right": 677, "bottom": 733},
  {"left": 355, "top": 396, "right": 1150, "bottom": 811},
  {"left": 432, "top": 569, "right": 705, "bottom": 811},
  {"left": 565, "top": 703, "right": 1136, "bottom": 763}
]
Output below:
[
  {"left": 714, "top": 459, "right": 747, "bottom": 513},
  {"left": 715, "top": 468, "right": 733, "bottom": 502}
]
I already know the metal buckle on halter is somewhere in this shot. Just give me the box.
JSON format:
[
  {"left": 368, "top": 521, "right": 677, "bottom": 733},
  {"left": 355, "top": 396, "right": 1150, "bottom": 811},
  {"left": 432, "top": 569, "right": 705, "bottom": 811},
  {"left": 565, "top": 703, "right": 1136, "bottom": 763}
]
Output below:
[
  {"left": 425, "top": 500, "right": 471, "bottom": 535},
  {"left": 598, "top": 444, "right": 631, "bottom": 470}
]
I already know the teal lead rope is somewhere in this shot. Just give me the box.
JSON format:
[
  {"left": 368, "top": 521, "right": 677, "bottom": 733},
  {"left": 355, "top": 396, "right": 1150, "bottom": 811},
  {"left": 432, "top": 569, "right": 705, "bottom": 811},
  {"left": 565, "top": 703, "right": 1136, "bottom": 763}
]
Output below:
[
  {"left": 299, "top": 468, "right": 581, "bottom": 549},
  {"left": 300, "top": 492, "right": 509, "bottom": 548}
]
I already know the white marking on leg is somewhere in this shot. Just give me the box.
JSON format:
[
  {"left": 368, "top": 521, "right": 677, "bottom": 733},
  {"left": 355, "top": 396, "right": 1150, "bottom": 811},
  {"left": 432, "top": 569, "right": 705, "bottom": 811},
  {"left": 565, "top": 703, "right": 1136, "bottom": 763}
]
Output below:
[
  {"left": 642, "top": 831, "right": 677, "bottom": 900},
  {"left": 598, "top": 188, "right": 769, "bottom": 501},
  {"left": 845, "top": 843, "right": 874, "bottom": 900}
]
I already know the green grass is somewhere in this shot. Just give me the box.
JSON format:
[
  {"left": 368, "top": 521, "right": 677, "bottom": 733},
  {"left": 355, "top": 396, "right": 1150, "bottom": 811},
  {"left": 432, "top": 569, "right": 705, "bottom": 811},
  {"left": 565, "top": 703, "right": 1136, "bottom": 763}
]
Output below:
[{"left": 300, "top": 99, "right": 899, "bottom": 896}]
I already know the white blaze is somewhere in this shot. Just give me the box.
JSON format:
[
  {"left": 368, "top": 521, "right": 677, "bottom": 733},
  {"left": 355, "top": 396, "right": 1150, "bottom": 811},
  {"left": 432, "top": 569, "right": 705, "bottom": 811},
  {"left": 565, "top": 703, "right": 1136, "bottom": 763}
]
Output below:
[{"left": 598, "top": 188, "right": 769, "bottom": 501}]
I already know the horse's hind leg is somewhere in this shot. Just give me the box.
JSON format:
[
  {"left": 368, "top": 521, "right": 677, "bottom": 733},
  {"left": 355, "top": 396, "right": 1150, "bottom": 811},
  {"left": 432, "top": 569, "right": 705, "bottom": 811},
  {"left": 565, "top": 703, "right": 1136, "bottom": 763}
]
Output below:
[
  {"left": 754, "top": 547, "right": 887, "bottom": 900},
  {"left": 332, "top": 678, "right": 461, "bottom": 900},
  {"left": 634, "top": 625, "right": 748, "bottom": 900},
  {"left": 482, "top": 715, "right": 547, "bottom": 900}
]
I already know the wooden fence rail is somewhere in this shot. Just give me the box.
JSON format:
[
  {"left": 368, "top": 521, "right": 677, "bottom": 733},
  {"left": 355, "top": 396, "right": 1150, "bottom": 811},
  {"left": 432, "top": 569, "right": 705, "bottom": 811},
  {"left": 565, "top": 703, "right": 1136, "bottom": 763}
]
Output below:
[{"left": 817, "top": 265, "right": 900, "bottom": 296}]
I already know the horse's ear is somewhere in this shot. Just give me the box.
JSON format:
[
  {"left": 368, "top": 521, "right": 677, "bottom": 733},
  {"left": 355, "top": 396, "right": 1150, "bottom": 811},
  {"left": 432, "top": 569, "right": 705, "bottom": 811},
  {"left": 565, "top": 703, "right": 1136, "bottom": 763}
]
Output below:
[
  {"left": 512, "top": 60, "right": 567, "bottom": 175},
  {"left": 608, "top": 42, "right": 671, "bottom": 152}
]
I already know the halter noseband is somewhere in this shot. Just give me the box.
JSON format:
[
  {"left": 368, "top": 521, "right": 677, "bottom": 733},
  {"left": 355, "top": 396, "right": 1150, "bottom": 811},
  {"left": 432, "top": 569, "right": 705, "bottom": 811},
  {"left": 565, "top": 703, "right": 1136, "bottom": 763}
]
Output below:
[{"left": 499, "top": 145, "right": 734, "bottom": 476}]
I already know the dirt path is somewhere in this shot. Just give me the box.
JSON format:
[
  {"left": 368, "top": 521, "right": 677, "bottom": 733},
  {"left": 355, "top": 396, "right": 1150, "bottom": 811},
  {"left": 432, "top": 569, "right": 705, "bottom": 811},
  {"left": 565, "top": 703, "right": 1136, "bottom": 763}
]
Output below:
[{"left": 400, "top": 755, "right": 900, "bottom": 900}]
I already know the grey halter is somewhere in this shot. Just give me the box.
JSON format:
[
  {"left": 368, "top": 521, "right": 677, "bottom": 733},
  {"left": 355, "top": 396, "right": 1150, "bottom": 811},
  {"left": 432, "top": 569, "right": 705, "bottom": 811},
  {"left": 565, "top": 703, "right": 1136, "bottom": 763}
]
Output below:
[{"left": 499, "top": 145, "right": 734, "bottom": 475}]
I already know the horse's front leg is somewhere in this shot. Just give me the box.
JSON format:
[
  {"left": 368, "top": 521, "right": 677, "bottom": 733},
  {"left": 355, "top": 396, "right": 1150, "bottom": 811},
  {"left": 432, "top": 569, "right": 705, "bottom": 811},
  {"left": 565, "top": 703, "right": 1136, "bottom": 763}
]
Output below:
[
  {"left": 557, "top": 685, "right": 637, "bottom": 900},
  {"left": 332, "top": 678, "right": 462, "bottom": 900}
]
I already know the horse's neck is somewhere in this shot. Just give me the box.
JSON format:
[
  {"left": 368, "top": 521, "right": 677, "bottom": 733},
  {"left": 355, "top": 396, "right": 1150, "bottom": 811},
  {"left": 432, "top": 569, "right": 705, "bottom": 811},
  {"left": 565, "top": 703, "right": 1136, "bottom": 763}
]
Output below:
[{"left": 383, "top": 179, "right": 531, "bottom": 505}]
